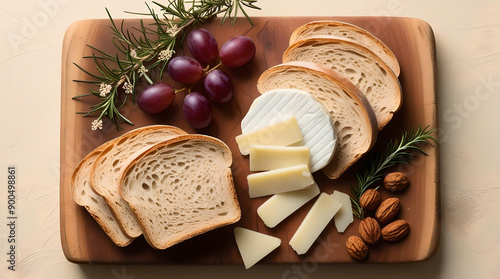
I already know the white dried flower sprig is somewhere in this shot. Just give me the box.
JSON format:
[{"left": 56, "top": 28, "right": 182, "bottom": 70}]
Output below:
[
  {"left": 129, "top": 48, "right": 140, "bottom": 59},
  {"left": 122, "top": 82, "right": 133, "bottom": 94},
  {"left": 158, "top": 49, "right": 175, "bottom": 61},
  {"left": 99, "top": 83, "right": 112, "bottom": 97},
  {"left": 91, "top": 119, "right": 103, "bottom": 130},
  {"left": 137, "top": 65, "right": 153, "bottom": 84},
  {"left": 137, "top": 65, "right": 148, "bottom": 75}
]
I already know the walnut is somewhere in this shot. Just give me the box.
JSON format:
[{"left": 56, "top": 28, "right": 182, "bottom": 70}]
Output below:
[
  {"left": 375, "top": 197, "right": 400, "bottom": 224},
  {"left": 360, "top": 189, "right": 381, "bottom": 210},
  {"left": 382, "top": 220, "right": 410, "bottom": 241},
  {"left": 383, "top": 172, "right": 410, "bottom": 192},
  {"left": 359, "top": 217, "right": 381, "bottom": 244},
  {"left": 346, "top": 236, "right": 368, "bottom": 260}
]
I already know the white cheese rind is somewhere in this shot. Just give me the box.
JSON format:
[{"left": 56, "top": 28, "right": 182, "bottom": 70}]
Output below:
[
  {"left": 331, "top": 190, "right": 354, "bottom": 233},
  {"left": 241, "top": 89, "right": 336, "bottom": 172},
  {"left": 247, "top": 164, "right": 314, "bottom": 198},
  {"left": 258, "top": 183, "right": 320, "bottom": 228},
  {"left": 234, "top": 227, "right": 281, "bottom": 269},
  {"left": 236, "top": 116, "right": 303, "bottom": 155},
  {"left": 289, "top": 193, "right": 341, "bottom": 255},
  {"left": 249, "top": 145, "right": 310, "bottom": 171}
]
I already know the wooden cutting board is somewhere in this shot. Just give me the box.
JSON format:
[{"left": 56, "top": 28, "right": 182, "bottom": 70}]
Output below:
[{"left": 60, "top": 16, "right": 439, "bottom": 264}]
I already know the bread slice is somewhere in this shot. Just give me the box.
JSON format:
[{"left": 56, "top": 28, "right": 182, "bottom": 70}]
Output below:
[
  {"left": 257, "top": 61, "right": 377, "bottom": 179},
  {"left": 283, "top": 37, "right": 402, "bottom": 130},
  {"left": 119, "top": 134, "right": 241, "bottom": 250},
  {"left": 90, "top": 125, "right": 187, "bottom": 238},
  {"left": 289, "top": 20, "right": 400, "bottom": 76},
  {"left": 71, "top": 141, "right": 134, "bottom": 247}
]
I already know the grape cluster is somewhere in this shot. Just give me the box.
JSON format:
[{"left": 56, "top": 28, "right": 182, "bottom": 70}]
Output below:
[{"left": 137, "top": 28, "right": 256, "bottom": 129}]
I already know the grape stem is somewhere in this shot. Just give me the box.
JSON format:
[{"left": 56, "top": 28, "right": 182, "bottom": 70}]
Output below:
[
  {"left": 204, "top": 61, "right": 224, "bottom": 74},
  {"left": 173, "top": 87, "right": 191, "bottom": 94}
]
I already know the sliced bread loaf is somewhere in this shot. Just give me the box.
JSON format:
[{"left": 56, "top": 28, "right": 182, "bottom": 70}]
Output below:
[
  {"left": 71, "top": 141, "right": 134, "bottom": 247},
  {"left": 257, "top": 61, "right": 378, "bottom": 179},
  {"left": 283, "top": 37, "right": 402, "bottom": 130},
  {"left": 119, "top": 134, "right": 241, "bottom": 250},
  {"left": 289, "top": 20, "right": 400, "bottom": 76},
  {"left": 90, "top": 125, "right": 187, "bottom": 238}
]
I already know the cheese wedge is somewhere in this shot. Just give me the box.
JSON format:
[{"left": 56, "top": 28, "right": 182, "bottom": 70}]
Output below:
[
  {"left": 241, "top": 89, "right": 336, "bottom": 172},
  {"left": 234, "top": 227, "right": 281, "bottom": 269},
  {"left": 258, "top": 183, "right": 320, "bottom": 228},
  {"left": 249, "top": 145, "right": 310, "bottom": 171},
  {"left": 331, "top": 190, "right": 354, "bottom": 233},
  {"left": 247, "top": 164, "right": 314, "bottom": 198},
  {"left": 289, "top": 193, "right": 341, "bottom": 255},
  {"left": 236, "top": 116, "right": 302, "bottom": 155}
]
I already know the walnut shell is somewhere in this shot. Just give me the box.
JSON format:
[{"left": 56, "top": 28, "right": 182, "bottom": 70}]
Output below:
[
  {"left": 382, "top": 219, "right": 410, "bottom": 241},
  {"left": 346, "top": 236, "right": 368, "bottom": 260},
  {"left": 384, "top": 172, "right": 410, "bottom": 192},
  {"left": 359, "top": 217, "right": 381, "bottom": 244},
  {"left": 375, "top": 197, "right": 400, "bottom": 224},
  {"left": 360, "top": 189, "right": 381, "bottom": 210}
]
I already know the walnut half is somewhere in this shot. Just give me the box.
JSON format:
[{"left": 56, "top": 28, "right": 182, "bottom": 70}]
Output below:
[
  {"left": 383, "top": 172, "right": 410, "bottom": 192},
  {"left": 346, "top": 236, "right": 368, "bottom": 260}
]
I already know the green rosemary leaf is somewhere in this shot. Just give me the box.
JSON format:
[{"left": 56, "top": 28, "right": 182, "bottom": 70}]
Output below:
[
  {"left": 149, "top": 59, "right": 162, "bottom": 69},
  {"left": 159, "top": 60, "right": 168, "bottom": 79},
  {"left": 73, "top": 62, "right": 103, "bottom": 80},
  {"left": 140, "top": 20, "right": 154, "bottom": 47},
  {"left": 111, "top": 38, "right": 128, "bottom": 55},
  {"left": 131, "top": 69, "right": 137, "bottom": 102},
  {"left": 86, "top": 45, "right": 116, "bottom": 59},
  {"left": 96, "top": 57, "right": 121, "bottom": 80},
  {"left": 116, "top": 107, "right": 134, "bottom": 125},
  {"left": 72, "top": 93, "right": 95, "bottom": 99},
  {"left": 237, "top": 1, "right": 253, "bottom": 25},
  {"left": 72, "top": 79, "right": 101, "bottom": 85},
  {"left": 92, "top": 58, "right": 111, "bottom": 79},
  {"left": 108, "top": 101, "right": 115, "bottom": 119},
  {"left": 116, "top": 93, "right": 128, "bottom": 109},
  {"left": 82, "top": 106, "right": 104, "bottom": 117},
  {"left": 116, "top": 54, "right": 125, "bottom": 71}
]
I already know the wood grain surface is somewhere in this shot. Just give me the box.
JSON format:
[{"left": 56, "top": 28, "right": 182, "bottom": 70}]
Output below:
[{"left": 60, "top": 16, "right": 438, "bottom": 264}]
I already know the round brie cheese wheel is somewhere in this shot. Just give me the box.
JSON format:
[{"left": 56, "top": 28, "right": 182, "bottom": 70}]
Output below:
[{"left": 241, "top": 89, "right": 336, "bottom": 172}]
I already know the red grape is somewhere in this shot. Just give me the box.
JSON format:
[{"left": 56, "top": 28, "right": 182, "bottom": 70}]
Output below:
[
  {"left": 187, "top": 28, "right": 219, "bottom": 64},
  {"left": 168, "top": 56, "right": 204, "bottom": 84},
  {"left": 219, "top": 36, "right": 256, "bottom": 68},
  {"left": 204, "top": 70, "right": 234, "bottom": 104},
  {"left": 183, "top": 92, "right": 212, "bottom": 129},
  {"left": 137, "top": 83, "right": 175, "bottom": 114}
]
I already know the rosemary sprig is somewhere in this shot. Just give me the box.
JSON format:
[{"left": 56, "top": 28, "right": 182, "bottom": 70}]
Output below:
[
  {"left": 351, "top": 126, "right": 438, "bottom": 219},
  {"left": 73, "top": 0, "right": 260, "bottom": 130}
]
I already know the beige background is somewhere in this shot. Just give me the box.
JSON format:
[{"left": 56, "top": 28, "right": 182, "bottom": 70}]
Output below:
[{"left": 1, "top": 0, "right": 499, "bottom": 278}]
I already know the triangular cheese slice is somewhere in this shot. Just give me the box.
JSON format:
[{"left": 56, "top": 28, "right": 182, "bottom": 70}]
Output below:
[
  {"left": 331, "top": 190, "right": 354, "bottom": 233},
  {"left": 234, "top": 227, "right": 281, "bottom": 269}
]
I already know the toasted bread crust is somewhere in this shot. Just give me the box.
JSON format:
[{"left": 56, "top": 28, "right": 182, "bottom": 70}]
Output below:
[
  {"left": 71, "top": 140, "right": 134, "bottom": 247},
  {"left": 289, "top": 20, "right": 400, "bottom": 76}
]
